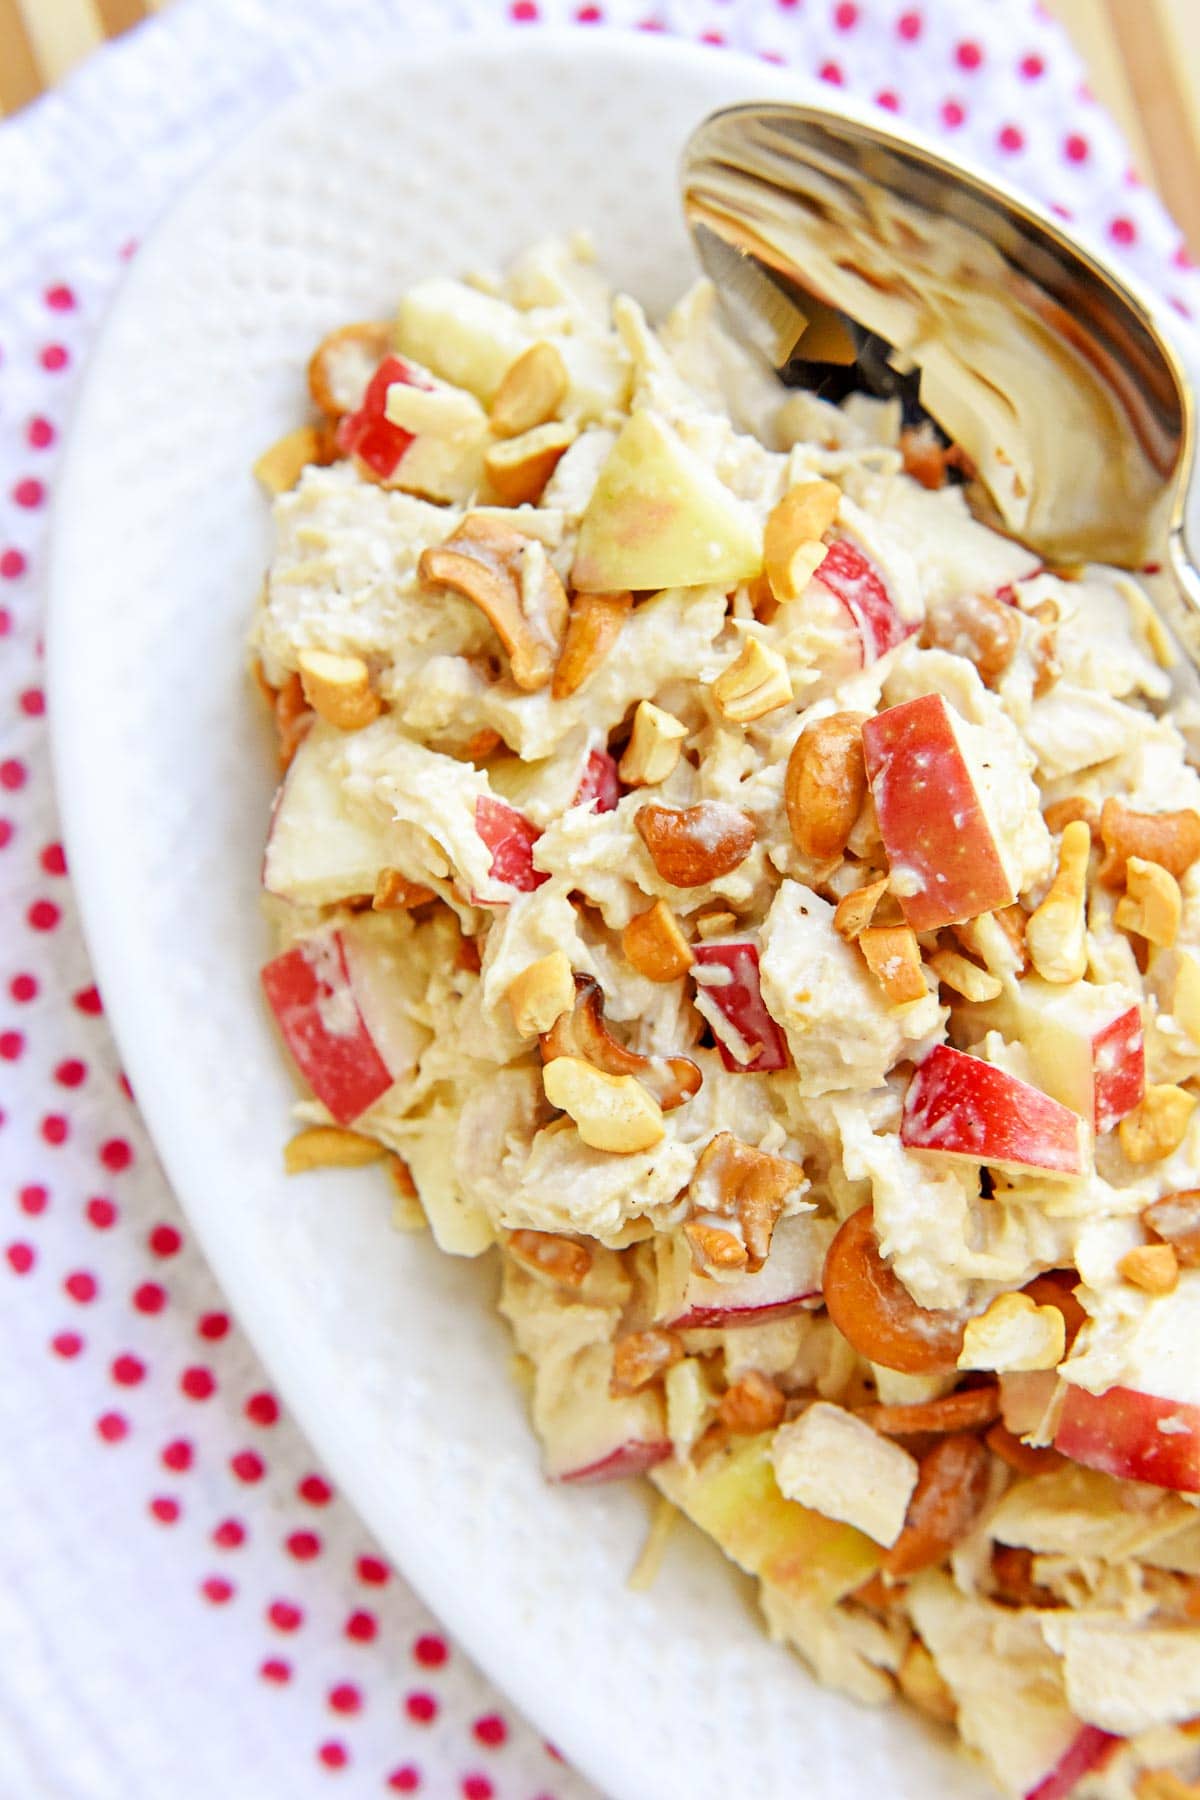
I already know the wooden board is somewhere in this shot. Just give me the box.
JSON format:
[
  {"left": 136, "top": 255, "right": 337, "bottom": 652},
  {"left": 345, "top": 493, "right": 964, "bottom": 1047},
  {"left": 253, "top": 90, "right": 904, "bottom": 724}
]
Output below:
[{"left": 2, "top": 0, "right": 1199, "bottom": 253}]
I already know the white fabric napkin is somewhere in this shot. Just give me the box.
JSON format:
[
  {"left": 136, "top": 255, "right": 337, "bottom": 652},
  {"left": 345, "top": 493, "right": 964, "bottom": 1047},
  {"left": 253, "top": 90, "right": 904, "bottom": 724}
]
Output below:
[{"left": 0, "top": 1, "right": 1195, "bottom": 1796}]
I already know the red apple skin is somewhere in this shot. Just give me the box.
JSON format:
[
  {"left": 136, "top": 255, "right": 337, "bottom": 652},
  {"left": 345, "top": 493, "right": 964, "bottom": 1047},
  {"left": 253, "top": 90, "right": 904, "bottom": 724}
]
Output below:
[
  {"left": 556, "top": 1439, "right": 673, "bottom": 1484},
  {"left": 1023, "top": 1725, "right": 1121, "bottom": 1800},
  {"left": 816, "top": 538, "right": 916, "bottom": 662},
  {"left": 862, "top": 692, "right": 1016, "bottom": 931},
  {"left": 574, "top": 748, "right": 620, "bottom": 814},
  {"left": 669, "top": 1292, "right": 819, "bottom": 1332},
  {"left": 261, "top": 934, "right": 393, "bottom": 1126},
  {"left": 902, "top": 1044, "right": 1088, "bottom": 1177},
  {"left": 664, "top": 1217, "right": 826, "bottom": 1329},
  {"left": 335, "top": 354, "right": 431, "bottom": 479},
  {"left": 1055, "top": 1383, "right": 1200, "bottom": 1493},
  {"left": 691, "top": 940, "right": 789, "bottom": 1074},
  {"left": 1093, "top": 1004, "right": 1145, "bottom": 1133},
  {"left": 474, "top": 796, "right": 548, "bottom": 893}
]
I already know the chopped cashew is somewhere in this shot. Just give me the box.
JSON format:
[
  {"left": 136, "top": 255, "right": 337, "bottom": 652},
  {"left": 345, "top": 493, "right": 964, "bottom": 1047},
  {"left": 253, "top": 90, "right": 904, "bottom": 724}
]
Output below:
[
  {"left": 1026, "top": 819, "right": 1091, "bottom": 984},
  {"left": 373, "top": 868, "right": 435, "bottom": 910},
  {"left": 957, "top": 1292, "right": 1065, "bottom": 1373},
  {"left": 542, "top": 1055, "right": 665, "bottom": 1154},
  {"left": 507, "top": 1227, "right": 592, "bottom": 1288},
  {"left": 927, "top": 948, "right": 1002, "bottom": 1002},
  {"left": 1117, "top": 1243, "right": 1180, "bottom": 1295},
  {"left": 694, "top": 909, "right": 738, "bottom": 940},
  {"left": 858, "top": 924, "right": 928, "bottom": 1006},
  {"left": 283, "top": 1126, "right": 386, "bottom": 1173},
  {"left": 507, "top": 951, "right": 576, "bottom": 1037},
  {"left": 833, "top": 877, "right": 889, "bottom": 942},
  {"left": 611, "top": 1328, "right": 683, "bottom": 1395},
  {"left": 763, "top": 479, "right": 841, "bottom": 602},
  {"left": 419, "top": 513, "right": 568, "bottom": 691},
  {"left": 552, "top": 590, "right": 631, "bottom": 701},
  {"left": 619, "top": 702, "right": 688, "bottom": 787},
  {"left": 253, "top": 425, "right": 327, "bottom": 495},
  {"left": 621, "top": 900, "right": 694, "bottom": 982},
  {"left": 1116, "top": 856, "right": 1182, "bottom": 948},
  {"left": 484, "top": 420, "right": 577, "bottom": 506},
  {"left": 710, "top": 637, "right": 792, "bottom": 725},
  {"left": 541, "top": 974, "right": 700, "bottom": 1110},
  {"left": 297, "top": 649, "right": 382, "bottom": 731},
  {"left": 785, "top": 712, "right": 867, "bottom": 862},
  {"left": 1119, "top": 1085, "right": 1198, "bottom": 1164},
  {"left": 489, "top": 341, "right": 568, "bottom": 438}
]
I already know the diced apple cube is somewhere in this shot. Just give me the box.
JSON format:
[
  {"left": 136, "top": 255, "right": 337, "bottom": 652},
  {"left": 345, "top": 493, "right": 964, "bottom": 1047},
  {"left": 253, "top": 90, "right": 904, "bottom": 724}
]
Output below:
[
  {"left": 902, "top": 1044, "right": 1090, "bottom": 1178},
  {"left": 811, "top": 537, "right": 916, "bottom": 663},
  {"left": 656, "top": 1214, "right": 833, "bottom": 1330},
  {"left": 691, "top": 939, "right": 789, "bottom": 1074},
  {"left": 957, "top": 976, "right": 1144, "bottom": 1135},
  {"left": 395, "top": 277, "right": 533, "bottom": 403},
  {"left": 261, "top": 929, "right": 393, "bottom": 1125},
  {"left": 539, "top": 1339, "right": 671, "bottom": 1483},
  {"left": 474, "top": 796, "right": 548, "bottom": 894},
  {"left": 570, "top": 410, "right": 763, "bottom": 594},
  {"left": 654, "top": 1431, "right": 880, "bottom": 1607},
  {"left": 1055, "top": 1383, "right": 1200, "bottom": 1493},
  {"left": 335, "top": 354, "right": 428, "bottom": 479},
  {"left": 771, "top": 1402, "right": 918, "bottom": 1547},
  {"left": 863, "top": 692, "right": 1027, "bottom": 931},
  {"left": 263, "top": 724, "right": 399, "bottom": 907},
  {"left": 573, "top": 748, "right": 620, "bottom": 814}
]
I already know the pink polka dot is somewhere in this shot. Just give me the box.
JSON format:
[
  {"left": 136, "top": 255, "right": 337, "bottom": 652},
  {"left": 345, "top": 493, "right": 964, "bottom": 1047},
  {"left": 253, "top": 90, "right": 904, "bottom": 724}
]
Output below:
[
  {"left": 13, "top": 479, "right": 44, "bottom": 510},
  {"left": 833, "top": 1, "right": 858, "bottom": 27},
  {"left": 40, "top": 346, "right": 69, "bottom": 373},
  {"left": 19, "top": 1184, "right": 48, "bottom": 1215},
  {"left": 0, "top": 609, "right": 9, "bottom": 636},
  {"left": 212, "top": 1518, "right": 246, "bottom": 1549},
  {"left": 20, "top": 688, "right": 45, "bottom": 716},
  {"left": 10, "top": 973, "right": 37, "bottom": 1002},
  {"left": 1173, "top": 243, "right": 1194, "bottom": 269},
  {"left": 897, "top": 9, "right": 922, "bottom": 38},
  {"left": 357, "top": 1555, "right": 389, "bottom": 1587},
  {"left": 462, "top": 1777, "right": 493, "bottom": 1800},
  {"left": 149, "top": 1496, "right": 179, "bottom": 1523},
  {"left": 161, "top": 1438, "right": 193, "bottom": 1472},
  {"left": 44, "top": 285, "right": 77, "bottom": 311},
  {"left": 317, "top": 1744, "right": 348, "bottom": 1772},
  {"left": 1020, "top": 52, "right": 1044, "bottom": 77},
  {"left": 941, "top": 99, "right": 966, "bottom": 128},
  {"left": 998, "top": 124, "right": 1025, "bottom": 153},
  {"left": 1110, "top": 216, "right": 1137, "bottom": 245},
  {"left": 414, "top": 1634, "right": 447, "bottom": 1668},
  {"left": 133, "top": 1281, "right": 166, "bottom": 1314},
  {"left": 818, "top": 60, "right": 844, "bottom": 84},
  {"left": 231, "top": 1450, "right": 266, "bottom": 1483},
  {"left": 260, "top": 1658, "right": 291, "bottom": 1684},
  {"left": 1172, "top": 296, "right": 1194, "bottom": 320},
  {"left": 245, "top": 1391, "right": 279, "bottom": 1426},
  {"left": 345, "top": 1610, "right": 377, "bottom": 1643},
  {"left": 86, "top": 1196, "right": 117, "bottom": 1229},
  {"left": 180, "top": 1366, "right": 215, "bottom": 1401},
  {"left": 28, "top": 900, "right": 60, "bottom": 932},
  {"left": 286, "top": 1530, "right": 321, "bottom": 1562},
  {"left": 27, "top": 417, "right": 55, "bottom": 450},
  {"left": 64, "top": 1271, "right": 97, "bottom": 1303},
  {"left": 298, "top": 1474, "right": 333, "bottom": 1506},
  {"left": 201, "top": 1576, "right": 235, "bottom": 1605},
  {"left": 0, "top": 550, "right": 26, "bottom": 580},
  {"left": 0, "top": 820, "right": 12, "bottom": 849},
  {"left": 405, "top": 1693, "right": 438, "bottom": 1725},
  {"left": 328, "top": 1683, "right": 362, "bottom": 1715},
  {"left": 100, "top": 1137, "right": 132, "bottom": 1172},
  {"left": 74, "top": 985, "right": 102, "bottom": 1015},
  {"left": 6, "top": 1242, "right": 34, "bottom": 1274},
  {"left": 1, "top": 760, "right": 27, "bottom": 790},
  {"left": 149, "top": 1223, "right": 182, "bottom": 1257},
  {"left": 54, "top": 1059, "right": 86, "bottom": 1088},
  {"left": 955, "top": 39, "right": 983, "bottom": 69},
  {"left": 699, "top": 29, "right": 725, "bottom": 43},
  {"left": 474, "top": 1715, "right": 507, "bottom": 1748},
  {"left": 41, "top": 1115, "right": 68, "bottom": 1147},
  {"left": 96, "top": 1411, "right": 128, "bottom": 1443},
  {"left": 51, "top": 1331, "right": 83, "bottom": 1358},
  {"left": 575, "top": 2, "right": 602, "bottom": 17},
  {"left": 388, "top": 1771, "right": 421, "bottom": 1795},
  {"left": 509, "top": 0, "right": 537, "bottom": 15},
  {"left": 268, "top": 1599, "right": 303, "bottom": 1633},
  {"left": 875, "top": 90, "right": 900, "bottom": 111},
  {"left": 111, "top": 1353, "right": 146, "bottom": 1386},
  {"left": 0, "top": 1031, "right": 23, "bottom": 1061},
  {"left": 40, "top": 842, "right": 66, "bottom": 874}
]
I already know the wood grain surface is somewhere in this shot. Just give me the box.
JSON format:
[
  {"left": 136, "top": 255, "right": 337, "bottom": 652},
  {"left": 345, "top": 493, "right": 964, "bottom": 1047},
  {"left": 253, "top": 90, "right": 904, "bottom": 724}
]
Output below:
[{"left": 1, "top": 0, "right": 1199, "bottom": 252}]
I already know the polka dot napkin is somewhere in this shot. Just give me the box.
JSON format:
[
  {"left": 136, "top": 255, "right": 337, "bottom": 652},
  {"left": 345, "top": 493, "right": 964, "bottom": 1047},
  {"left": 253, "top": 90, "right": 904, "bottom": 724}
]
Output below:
[{"left": 1, "top": 0, "right": 1197, "bottom": 1795}]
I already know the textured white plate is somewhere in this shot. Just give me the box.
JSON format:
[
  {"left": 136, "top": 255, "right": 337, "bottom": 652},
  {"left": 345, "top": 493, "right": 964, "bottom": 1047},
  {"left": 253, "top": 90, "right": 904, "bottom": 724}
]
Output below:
[{"left": 46, "top": 31, "right": 1016, "bottom": 1800}]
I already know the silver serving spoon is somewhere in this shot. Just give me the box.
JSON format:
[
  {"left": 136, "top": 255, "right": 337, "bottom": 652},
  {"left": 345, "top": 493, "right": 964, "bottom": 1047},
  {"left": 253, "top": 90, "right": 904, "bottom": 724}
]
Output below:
[{"left": 681, "top": 101, "right": 1200, "bottom": 671}]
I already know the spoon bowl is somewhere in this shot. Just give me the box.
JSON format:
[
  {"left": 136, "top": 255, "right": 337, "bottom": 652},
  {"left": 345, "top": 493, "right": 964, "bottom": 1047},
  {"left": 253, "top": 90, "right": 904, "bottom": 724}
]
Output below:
[{"left": 681, "top": 101, "right": 1200, "bottom": 668}]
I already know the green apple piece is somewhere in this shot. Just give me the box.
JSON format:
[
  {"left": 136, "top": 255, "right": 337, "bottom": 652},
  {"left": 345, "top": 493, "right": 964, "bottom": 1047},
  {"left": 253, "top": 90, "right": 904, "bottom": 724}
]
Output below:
[
  {"left": 655, "top": 1432, "right": 879, "bottom": 1607},
  {"left": 395, "top": 278, "right": 532, "bottom": 404},
  {"left": 571, "top": 410, "right": 764, "bottom": 594}
]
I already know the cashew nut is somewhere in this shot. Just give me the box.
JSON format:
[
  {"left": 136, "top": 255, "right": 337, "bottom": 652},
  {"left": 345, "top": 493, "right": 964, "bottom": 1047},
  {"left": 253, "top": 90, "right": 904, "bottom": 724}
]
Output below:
[
  {"left": 1026, "top": 818, "right": 1091, "bottom": 983},
  {"left": 419, "top": 513, "right": 568, "bottom": 691}
]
